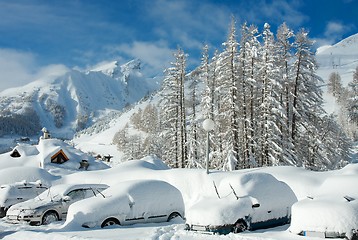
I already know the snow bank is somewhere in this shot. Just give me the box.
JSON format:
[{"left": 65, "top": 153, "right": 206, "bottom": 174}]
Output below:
[
  {"left": 0, "top": 167, "right": 58, "bottom": 186},
  {"left": 259, "top": 166, "right": 329, "bottom": 200}
]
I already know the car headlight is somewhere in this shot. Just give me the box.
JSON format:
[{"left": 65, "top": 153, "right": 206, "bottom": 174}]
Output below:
[{"left": 20, "top": 209, "right": 38, "bottom": 216}]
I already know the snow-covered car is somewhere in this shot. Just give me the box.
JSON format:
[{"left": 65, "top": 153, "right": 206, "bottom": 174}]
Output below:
[
  {"left": 185, "top": 172, "right": 297, "bottom": 234},
  {"left": 6, "top": 183, "right": 108, "bottom": 225},
  {"left": 0, "top": 181, "right": 48, "bottom": 218},
  {"left": 64, "top": 179, "right": 185, "bottom": 228},
  {"left": 289, "top": 175, "right": 358, "bottom": 240}
]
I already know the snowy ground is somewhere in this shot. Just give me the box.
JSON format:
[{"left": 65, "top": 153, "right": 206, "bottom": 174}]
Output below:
[
  {"left": 1, "top": 157, "right": 357, "bottom": 239},
  {"left": 0, "top": 219, "right": 341, "bottom": 240}
]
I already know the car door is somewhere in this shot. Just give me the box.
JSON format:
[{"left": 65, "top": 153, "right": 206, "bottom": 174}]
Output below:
[
  {"left": 124, "top": 194, "right": 145, "bottom": 224},
  {"left": 61, "top": 189, "right": 86, "bottom": 219}
]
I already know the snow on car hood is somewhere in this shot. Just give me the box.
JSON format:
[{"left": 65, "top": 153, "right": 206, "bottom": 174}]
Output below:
[
  {"left": 290, "top": 195, "right": 358, "bottom": 235},
  {"left": 8, "top": 196, "right": 61, "bottom": 211}
]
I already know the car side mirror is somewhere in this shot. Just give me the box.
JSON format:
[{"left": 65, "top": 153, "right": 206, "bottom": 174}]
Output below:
[
  {"left": 62, "top": 196, "right": 71, "bottom": 202},
  {"left": 252, "top": 203, "right": 260, "bottom": 208}
]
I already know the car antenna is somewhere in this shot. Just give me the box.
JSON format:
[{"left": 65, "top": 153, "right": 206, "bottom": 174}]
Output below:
[
  {"left": 213, "top": 181, "right": 221, "bottom": 199},
  {"left": 229, "top": 183, "right": 239, "bottom": 200}
]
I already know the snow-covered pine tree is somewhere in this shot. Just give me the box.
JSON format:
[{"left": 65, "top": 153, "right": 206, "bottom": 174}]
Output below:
[
  {"left": 256, "top": 23, "right": 282, "bottom": 167},
  {"left": 275, "top": 22, "right": 296, "bottom": 166},
  {"left": 160, "top": 54, "right": 180, "bottom": 167},
  {"left": 177, "top": 49, "right": 188, "bottom": 168},
  {"left": 238, "top": 23, "right": 258, "bottom": 168},
  {"left": 159, "top": 48, "right": 188, "bottom": 168},
  {"left": 216, "top": 17, "right": 241, "bottom": 169},
  {"left": 187, "top": 69, "right": 201, "bottom": 168},
  {"left": 210, "top": 50, "right": 227, "bottom": 169},
  {"left": 347, "top": 66, "right": 358, "bottom": 131},
  {"left": 327, "top": 72, "right": 343, "bottom": 97},
  {"left": 141, "top": 104, "right": 159, "bottom": 134},
  {"left": 291, "top": 29, "right": 326, "bottom": 168}
]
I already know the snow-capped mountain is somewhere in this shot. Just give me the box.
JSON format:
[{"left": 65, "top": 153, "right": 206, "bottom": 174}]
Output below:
[
  {"left": 0, "top": 59, "right": 159, "bottom": 139},
  {"left": 316, "top": 33, "right": 358, "bottom": 114},
  {"left": 317, "top": 33, "right": 358, "bottom": 68}
]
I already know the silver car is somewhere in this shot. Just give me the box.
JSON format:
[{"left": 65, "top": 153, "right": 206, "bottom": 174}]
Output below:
[{"left": 6, "top": 183, "right": 108, "bottom": 225}]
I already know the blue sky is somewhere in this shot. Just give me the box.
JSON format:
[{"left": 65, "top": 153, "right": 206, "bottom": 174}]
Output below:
[{"left": 0, "top": 0, "right": 357, "bottom": 92}]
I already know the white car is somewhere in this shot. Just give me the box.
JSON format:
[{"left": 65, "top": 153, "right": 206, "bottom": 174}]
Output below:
[
  {"left": 0, "top": 181, "right": 48, "bottom": 218},
  {"left": 185, "top": 172, "right": 297, "bottom": 234},
  {"left": 6, "top": 183, "right": 108, "bottom": 225},
  {"left": 290, "top": 175, "right": 358, "bottom": 240},
  {"left": 65, "top": 180, "right": 185, "bottom": 228}
]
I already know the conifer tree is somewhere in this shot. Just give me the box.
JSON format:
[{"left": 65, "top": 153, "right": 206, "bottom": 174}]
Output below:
[
  {"left": 160, "top": 48, "right": 188, "bottom": 168},
  {"left": 292, "top": 29, "right": 325, "bottom": 167},
  {"left": 216, "top": 17, "right": 241, "bottom": 169},
  {"left": 276, "top": 22, "right": 296, "bottom": 165}
]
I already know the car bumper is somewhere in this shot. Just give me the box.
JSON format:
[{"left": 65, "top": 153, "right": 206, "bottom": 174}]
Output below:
[
  {"left": 300, "top": 230, "right": 352, "bottom": 239},
  {"left": 6, "top": 213, "right": 42, "bottom": 225},
  {"left": 186, "top": 224, "right": 233, "bottom": 235}
]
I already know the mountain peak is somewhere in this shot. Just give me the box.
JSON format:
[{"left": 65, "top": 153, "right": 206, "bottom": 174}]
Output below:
[
  {"left": 89, "top": 60, "right": 121, "bottom": 79},
  {"left": 121, "top": 59, "right": 141, "bottom": 71},
  {"left": 89, "top": 59, "right": 141, "bottom": 80},
  {"left": 317, "top": 33, "right": 358, "bottom": 56},
  {"left": 335, "top": 33, "right": 358, "bottom": 49}
]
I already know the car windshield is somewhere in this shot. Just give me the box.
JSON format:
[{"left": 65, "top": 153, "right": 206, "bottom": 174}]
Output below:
[{"left": 37, "top": 187, "right": 62, "bottom": 201}]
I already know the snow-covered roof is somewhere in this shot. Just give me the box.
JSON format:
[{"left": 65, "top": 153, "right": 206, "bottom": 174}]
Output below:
[{"left": 0, "top": 138, "right": 109, "bottom": 175}]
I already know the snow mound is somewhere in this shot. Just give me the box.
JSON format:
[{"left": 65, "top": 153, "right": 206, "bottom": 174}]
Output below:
[{"left": 0, "top": 167, "right": 58, "bottom": 186}]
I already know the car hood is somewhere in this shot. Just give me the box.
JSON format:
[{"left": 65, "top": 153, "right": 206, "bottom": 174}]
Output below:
[
  {"left": 290, "top": 196, "right": 358, "bottom": 235},
  {"left": 8, "top": 198, "right": 60, "bottom": 212},
  {"left": 186, "top": 196, "right": 253, "bottom": 226}
]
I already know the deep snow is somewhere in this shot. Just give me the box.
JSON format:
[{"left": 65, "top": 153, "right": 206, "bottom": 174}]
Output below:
[{"left": 0, "top": 152, "right": 358, "bottom": 239}]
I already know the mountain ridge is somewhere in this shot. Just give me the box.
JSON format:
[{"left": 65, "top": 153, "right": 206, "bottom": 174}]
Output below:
[{"left": 0, "top": 59, "right": 159, "bottom": 139}]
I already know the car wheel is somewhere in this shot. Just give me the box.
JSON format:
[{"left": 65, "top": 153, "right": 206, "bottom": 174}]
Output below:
[
  {"left": 167, "top": 212, "right": 182, "bottom": 222},
  {"left": 101, "top": 218, "right": 120, "bottom": 228},
  {"left": 42, "top": 211, "right": 59, "bottom": 225},
  {"left": 232, "top": 219, "right": 247, "bottom": 233}
]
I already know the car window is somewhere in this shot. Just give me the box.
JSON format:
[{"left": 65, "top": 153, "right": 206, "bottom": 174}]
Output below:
[
  {"left": 83, "top": 188, "right": 105, "bottom": 198},
  {"left": 67, "top": 189, "right": 86, "bottom": 200}
]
